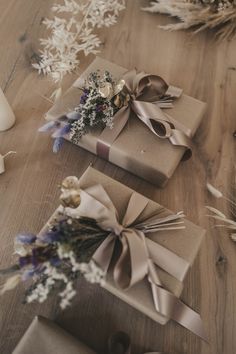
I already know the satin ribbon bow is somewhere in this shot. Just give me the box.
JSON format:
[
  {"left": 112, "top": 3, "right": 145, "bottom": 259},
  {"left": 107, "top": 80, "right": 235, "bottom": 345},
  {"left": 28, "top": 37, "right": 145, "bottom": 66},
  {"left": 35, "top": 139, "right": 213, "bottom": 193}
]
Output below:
[
  {"left": 96, "top": 70, "right": 192, "bottom": 161},
  {"left": 71, "top": 185, "right": 206, "bottom": 341}
]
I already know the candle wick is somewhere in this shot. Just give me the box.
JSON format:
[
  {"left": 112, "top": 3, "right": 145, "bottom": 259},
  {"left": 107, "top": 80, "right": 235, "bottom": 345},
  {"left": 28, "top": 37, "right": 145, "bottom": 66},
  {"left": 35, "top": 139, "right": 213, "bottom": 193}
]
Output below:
[{"left": 3, "top": 151, "right": 17, "bottom": 158}]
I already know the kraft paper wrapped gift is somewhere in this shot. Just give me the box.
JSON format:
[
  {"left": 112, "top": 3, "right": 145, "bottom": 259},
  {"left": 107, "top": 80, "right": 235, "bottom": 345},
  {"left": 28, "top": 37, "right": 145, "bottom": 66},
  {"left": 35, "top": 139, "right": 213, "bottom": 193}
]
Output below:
[
  {"left": 40, "top": 166, "right": 205, "bottom": 328},
  {"left": 13, "top": 316, "right": 141, "bottom": 354},
  {"left": 46, "top": 57, "right": 206, "bottom": 187},
  {"left": 13, "top": 316, "right": 95, "bottom": 354}
]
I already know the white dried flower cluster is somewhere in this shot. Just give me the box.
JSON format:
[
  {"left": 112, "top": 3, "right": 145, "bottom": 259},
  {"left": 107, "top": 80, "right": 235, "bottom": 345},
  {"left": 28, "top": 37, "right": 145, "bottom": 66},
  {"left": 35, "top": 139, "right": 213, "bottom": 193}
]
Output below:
[
  {"left": 58, "top": 245, "right": 105, "bottom": 286},
  {"left": 78, "top": 260, "right": 106, "bottom": 285},
  {"left": 25, "top": 245, "right": 105, "bottom": 309},
  {"left": 59, "top": 281, "right": 77, "bottom": 309},
  {"left": 26, "top": 262, "right": 71, "bottom": 306},
  {"left": 33, "top": 0, "right": 125, "bottom": 82}
]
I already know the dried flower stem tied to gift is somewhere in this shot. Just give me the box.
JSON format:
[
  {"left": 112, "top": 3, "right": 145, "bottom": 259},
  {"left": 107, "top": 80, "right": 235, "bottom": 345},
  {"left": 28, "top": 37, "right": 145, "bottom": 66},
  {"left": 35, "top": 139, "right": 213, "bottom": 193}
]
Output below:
[{"left": 0, "top": 167, "right": 206, "bottom": 340}]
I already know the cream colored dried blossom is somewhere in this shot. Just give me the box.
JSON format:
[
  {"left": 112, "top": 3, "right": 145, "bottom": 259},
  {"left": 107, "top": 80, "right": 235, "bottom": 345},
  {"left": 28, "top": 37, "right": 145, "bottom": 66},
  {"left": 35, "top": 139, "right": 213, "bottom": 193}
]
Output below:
[{"left": 33, "top": 0, "right": 125, "bottom": 83}]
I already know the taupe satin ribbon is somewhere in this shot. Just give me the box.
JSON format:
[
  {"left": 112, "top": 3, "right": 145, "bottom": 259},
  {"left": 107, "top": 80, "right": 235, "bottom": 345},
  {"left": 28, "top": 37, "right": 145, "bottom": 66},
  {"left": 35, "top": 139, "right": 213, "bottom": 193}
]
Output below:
[
  {"left": 75, "top": 185, "right": 207, "bottom": 341},
  {"left": 96, "top": 70, "right": 192, "bottom": 161}
]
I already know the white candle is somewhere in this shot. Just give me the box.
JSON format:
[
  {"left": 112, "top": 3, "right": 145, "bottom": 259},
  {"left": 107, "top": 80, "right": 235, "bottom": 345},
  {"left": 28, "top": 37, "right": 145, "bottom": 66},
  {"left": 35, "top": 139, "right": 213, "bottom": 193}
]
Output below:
[
  {"left": 0, "top": 151, "right": 16, "bottom": 174},
  {"left": 0, "top": 154, "right": 5, "bottom": 174},
  {"left": 0, "top": 87, "right": 15, "bottom": 131}
]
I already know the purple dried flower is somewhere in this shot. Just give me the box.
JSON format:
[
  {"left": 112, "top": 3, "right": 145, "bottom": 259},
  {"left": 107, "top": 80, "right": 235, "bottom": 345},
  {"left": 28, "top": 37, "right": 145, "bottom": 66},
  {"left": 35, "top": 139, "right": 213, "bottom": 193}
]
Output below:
[
  {"left": 16, "top": 233, "right": 36, "bottom": 244},
  {"left": 31, "top": 249, "right": 41, "bottom": 267},
  {"left": 80, "top": 89, "right": 89, "bottom": 104},
  {"left": 38, "top": 121, "right": 58, "bottom": 132},
  {"left": 21, "top": 268, "right": 35, "bottom": 281},
  {"left": 53, "top": 137, "right": 63, "bottom": 153},
  {"left": 19, "top": 256, "right": 30, "bottom": 268},
  {"left": 52, "top": 124, "right": 71, "bottom": 138},
  {"left": 95, "top": 104, "right": 104, "bottom": 112},
  {"left": 80, "top": 95, "right": 87, "bottom": 104},
  {"left": 50, "top": 257, "right": 61, "bottom": 267},
  {"left": 40, "top": 230, "right": 60, "bottom": 243}
]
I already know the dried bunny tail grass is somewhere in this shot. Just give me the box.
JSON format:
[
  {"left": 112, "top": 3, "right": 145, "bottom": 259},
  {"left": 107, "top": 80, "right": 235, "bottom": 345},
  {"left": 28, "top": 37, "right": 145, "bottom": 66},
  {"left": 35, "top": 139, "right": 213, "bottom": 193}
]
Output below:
[
  {"left": 206, "top": 183, "right": 236, "bottom": 209},
  {"left": 206, "top": 183, "right": 223, "bottom": 198},
  {"left": 0, "top": 274, "right": 21, "bottom": 295},
  {"left": 142, "top": 0, "right": 236, "bottom": 40},
  {"left": 205, "top": 206, "right": 226, "bottom": 219},
  {"left": 206, "top": 205, "right": 236, "bottom": 242}
]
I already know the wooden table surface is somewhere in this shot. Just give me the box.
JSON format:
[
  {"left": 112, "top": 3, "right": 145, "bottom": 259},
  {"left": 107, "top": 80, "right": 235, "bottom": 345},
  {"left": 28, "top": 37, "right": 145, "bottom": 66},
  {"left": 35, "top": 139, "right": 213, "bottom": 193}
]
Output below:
[{"left": 0, "top": 1, "right": 236, "bottom": 353}]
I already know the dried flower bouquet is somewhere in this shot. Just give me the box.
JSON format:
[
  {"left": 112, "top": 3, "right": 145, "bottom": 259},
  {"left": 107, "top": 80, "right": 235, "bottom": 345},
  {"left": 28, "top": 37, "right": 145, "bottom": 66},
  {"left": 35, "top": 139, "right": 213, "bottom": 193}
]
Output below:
[
  {"left": 39, "top": 70, "right": 127, "bottom": 152},
  {"left": 142, "top": 0, "right": 236, "bottom": 40}
]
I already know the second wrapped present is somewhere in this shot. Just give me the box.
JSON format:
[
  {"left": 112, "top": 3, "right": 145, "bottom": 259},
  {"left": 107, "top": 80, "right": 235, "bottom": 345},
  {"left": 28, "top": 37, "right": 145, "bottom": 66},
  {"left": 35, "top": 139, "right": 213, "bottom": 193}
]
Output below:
[
  {"left": 39, "top": 167, "right": 206, "bottom": 338},
  {"left": 1, "top": 167, "right": 206, "bottom": 340}
]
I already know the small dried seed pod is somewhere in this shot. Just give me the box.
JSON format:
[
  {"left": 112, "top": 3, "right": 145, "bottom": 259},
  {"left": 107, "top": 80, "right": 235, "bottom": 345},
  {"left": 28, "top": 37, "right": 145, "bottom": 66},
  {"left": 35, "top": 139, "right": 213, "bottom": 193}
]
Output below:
[
  {"left": 61, "top": 176, "right": 80, "bottom": 190},
  {"left": 113, "top": 94, "right": 123, "bottom": 108},
  {"left": 113, "top": 79, "right": 126, "bottom": 96},
  {"left": 99, "top": 82, "right": 113, "bottom": 99},
  {"left": 60, "top": 189, "right": 81, "bottom": 208},
  {"left": 123, "top": 94, "right": 130, "bottom": 106}
]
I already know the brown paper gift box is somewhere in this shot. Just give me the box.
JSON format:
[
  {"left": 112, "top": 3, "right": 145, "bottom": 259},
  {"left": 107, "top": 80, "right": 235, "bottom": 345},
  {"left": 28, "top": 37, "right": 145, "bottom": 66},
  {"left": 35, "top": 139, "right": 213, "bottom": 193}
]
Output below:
[
  {"left": 13, "top": 316, "right": 95, "bottom": 354},
  {"left": 46, "top": 57, "right": 206, "bottom": 187},
  {"left": 40, "top": 166, "right": 205, "bottom": 325}
]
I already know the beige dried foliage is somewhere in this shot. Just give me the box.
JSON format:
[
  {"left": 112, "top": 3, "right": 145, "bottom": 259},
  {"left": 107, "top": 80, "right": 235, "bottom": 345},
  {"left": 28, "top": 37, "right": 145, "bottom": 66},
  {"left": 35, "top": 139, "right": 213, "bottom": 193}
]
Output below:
[{"left": 142, "top": 0, "right": 236, "bottom": 40}]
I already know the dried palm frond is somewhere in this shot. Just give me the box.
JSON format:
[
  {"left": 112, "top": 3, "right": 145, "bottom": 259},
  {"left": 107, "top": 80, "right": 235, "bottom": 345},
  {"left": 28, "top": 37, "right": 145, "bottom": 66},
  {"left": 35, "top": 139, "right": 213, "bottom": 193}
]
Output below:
[{"left": 142, "top": 0, "right": 236, "bottom": 40}]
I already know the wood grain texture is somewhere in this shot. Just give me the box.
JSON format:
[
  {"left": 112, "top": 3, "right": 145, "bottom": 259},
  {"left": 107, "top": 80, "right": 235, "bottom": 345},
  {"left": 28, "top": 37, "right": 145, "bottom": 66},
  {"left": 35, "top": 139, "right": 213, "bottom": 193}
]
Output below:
[{"left": 0, "top": 0, "right": 235, "bottom": 353}]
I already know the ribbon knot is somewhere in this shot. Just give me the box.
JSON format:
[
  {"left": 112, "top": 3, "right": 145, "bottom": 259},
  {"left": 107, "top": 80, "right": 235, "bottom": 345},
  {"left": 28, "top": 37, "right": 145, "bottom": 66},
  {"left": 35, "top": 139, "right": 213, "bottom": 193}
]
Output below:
[
  {"left": 111, "top": 223, "right": 125, "bottom": 236},
  {"left": 97, "top": 69, "right": 193, "bottom": 161}
]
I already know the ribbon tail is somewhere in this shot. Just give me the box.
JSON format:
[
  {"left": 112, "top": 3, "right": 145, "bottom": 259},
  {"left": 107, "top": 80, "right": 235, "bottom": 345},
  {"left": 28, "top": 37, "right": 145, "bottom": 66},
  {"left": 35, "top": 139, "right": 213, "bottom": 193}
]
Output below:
[
  {"left": 114, "top": 229, "right": 149, "bottom": 289},
  {"left": 146, "top": 238, "right": 190, "bottom": 283},
  {"left": 148, "top": 261, "right": 207, "bottom": 341},
  {"left": 152, "top": 283, "right": 207, "bottom": 341},
  {"left": 92, "top": 234, "right": 116, "bottom": 273},
  {"left": 96, "top": 106, "right": 130, "bottom": 160},
  {"left": 131, "top": 100, "right": 192, "bottom": 160},
  {"left": 169, "top": 129, "right": 192, "bottom": 160}
]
